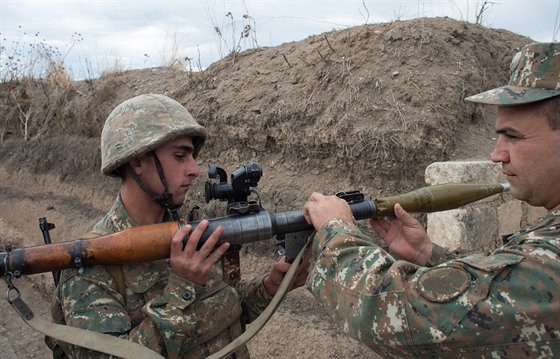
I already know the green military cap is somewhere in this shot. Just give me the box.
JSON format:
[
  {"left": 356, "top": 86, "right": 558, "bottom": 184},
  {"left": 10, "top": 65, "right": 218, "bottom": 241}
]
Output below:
[{"left": 465, "top": 42, "right": 560, "bottom": 105}]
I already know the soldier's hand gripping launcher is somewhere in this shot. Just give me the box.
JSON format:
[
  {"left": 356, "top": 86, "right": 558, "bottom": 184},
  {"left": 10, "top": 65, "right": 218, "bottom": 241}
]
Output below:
[{"left": 0, "top": 161, "right": 510, "bottom": 278}]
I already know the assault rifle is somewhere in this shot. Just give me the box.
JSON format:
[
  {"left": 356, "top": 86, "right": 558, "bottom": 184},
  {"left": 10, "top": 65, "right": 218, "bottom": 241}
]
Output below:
[{"left": 0, "top": 161, "right": 510, "bottom": 278}]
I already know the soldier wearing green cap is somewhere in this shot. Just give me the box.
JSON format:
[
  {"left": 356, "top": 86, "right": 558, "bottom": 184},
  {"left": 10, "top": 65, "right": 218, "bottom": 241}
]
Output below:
[
  {"left": 302, "top": 42, "right": 560, "bottom": 358},
  {"left": 47, "top": 94, "right": 309, "bottom": 358}
]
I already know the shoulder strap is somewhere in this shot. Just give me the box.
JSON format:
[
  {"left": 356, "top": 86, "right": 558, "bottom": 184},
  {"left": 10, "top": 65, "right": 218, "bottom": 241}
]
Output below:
[
  {"left": 8, "top": 293, "right": 164, "bottom": 359},
  {"left": 105, "top": 264, "right": 127, "bottom": 301},
  {"left": 206, "top": 235, "right": 313, "bottom": 359},
  {"left": 42, "top": 230, "right": 131, "bottom": 357},
  {"left": 81, "top": 231, "right": 127, "bottom": 300}
]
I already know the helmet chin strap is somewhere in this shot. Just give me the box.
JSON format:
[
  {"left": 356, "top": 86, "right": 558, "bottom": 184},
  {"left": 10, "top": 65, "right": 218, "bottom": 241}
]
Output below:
[{"left": 127, "top": 151, "right": 182, "bottom": 221}]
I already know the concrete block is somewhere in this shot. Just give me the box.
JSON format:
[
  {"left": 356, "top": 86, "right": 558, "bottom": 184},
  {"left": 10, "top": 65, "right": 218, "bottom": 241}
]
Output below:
[
  {"left": 427, "top": 206, "right": 498, "bottom": 252},
  {"left": 526, "top": 205, "right": 548, "bottom": 224},
  {"left": 425, "top": 160, "right": 507, "bottom": 252},
  {"left": 498, "top": 201, "right": 523, "bottom": 235},
  {"left": 425, "top": 161, "right": 504, "bottom": 185}
]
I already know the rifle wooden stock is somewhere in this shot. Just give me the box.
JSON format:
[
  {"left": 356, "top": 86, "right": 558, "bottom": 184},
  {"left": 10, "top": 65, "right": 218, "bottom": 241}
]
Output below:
[{"left": 0, "top": 182, "right": 509, "bottom": 277}]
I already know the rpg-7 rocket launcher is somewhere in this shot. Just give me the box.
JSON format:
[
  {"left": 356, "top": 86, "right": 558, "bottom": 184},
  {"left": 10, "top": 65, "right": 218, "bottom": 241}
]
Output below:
[{"left": 0, "top": 161, "right": 510, "bottom": 278}]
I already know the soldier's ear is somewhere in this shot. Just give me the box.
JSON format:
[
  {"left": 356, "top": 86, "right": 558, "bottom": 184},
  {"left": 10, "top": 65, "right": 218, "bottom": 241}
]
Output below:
[{"left": 130, "top": 159, "right": 143, "bottom": 175}]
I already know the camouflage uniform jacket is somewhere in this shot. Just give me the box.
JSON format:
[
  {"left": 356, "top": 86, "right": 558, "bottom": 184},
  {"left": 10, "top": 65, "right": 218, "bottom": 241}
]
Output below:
[
  {"left": 51, "top": 195, "right": 273, "bottom": 359},
  {"left": 306, "top": 211, "right": 560, "bottom": 358}
]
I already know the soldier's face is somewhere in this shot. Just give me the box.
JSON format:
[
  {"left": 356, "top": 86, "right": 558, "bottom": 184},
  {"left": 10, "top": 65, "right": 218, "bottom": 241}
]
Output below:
[
  {"left": 491, "top": 104, "right": 560, "bottom": 211},
  {"left": 141, "top": 135, "right": 200, "bottom": 205}
]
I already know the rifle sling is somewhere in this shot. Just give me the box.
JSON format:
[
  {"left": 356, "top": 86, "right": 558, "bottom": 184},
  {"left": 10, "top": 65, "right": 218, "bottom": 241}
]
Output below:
[
  {"left": 206, "top": 233, "right": 313, "bottom": 359},
  {"left": 9, "top": 295, "right": 164, "bottom": 359},
  {"left": 8, "top": 230, "right": 156, "bottom": 358}
]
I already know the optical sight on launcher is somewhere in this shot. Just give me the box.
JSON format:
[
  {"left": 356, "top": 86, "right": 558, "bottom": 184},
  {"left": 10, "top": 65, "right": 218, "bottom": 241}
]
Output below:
[
  {"left": 205, "top": 161, "right": 263, "bottom": 215},
  {"left": 204, "top": 161, "right": 307, "bottom": 260}
]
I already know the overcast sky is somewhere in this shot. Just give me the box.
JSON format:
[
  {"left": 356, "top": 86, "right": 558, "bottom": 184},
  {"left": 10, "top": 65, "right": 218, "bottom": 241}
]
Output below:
[{"left": 1, "top": 0, "right": 559, "bottom": 80}]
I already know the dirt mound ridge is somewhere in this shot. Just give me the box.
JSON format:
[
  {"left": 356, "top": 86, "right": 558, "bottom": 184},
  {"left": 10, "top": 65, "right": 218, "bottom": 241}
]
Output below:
[{"left": 2, "top": 18, "right": 529, "bottom": 206}]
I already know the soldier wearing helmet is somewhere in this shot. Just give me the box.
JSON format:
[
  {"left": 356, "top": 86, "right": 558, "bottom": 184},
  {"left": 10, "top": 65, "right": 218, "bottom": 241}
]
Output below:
[
  {"left": 303, "top": 43, "right": 560, "bottom": 357},
  {"left": 48, "top": 94, "right": 309, "bottom": 358},
  {"left": 101, "top": 93, "right": 207, "bottom": 220}
]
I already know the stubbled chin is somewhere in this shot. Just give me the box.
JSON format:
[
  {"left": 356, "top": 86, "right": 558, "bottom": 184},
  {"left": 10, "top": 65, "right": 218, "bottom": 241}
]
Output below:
[
  {"left": 174, "top": 192, "right": 187, "bottom": 204},
  {"left": 510, "top": 188, "right": 538, "bottom": 206},
  {"left": 508, "top": 186, "right": 523, "bottom": 201}
]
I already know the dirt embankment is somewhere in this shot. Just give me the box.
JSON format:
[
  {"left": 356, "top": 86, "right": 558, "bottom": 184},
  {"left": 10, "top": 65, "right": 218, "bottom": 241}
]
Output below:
[{"left": 0, "top": 17, "right": 531, "bottom": 358}]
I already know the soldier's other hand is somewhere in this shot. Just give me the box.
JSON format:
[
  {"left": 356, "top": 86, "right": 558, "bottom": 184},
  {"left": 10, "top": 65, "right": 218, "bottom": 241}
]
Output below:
[
  {"left": 263, "top": 256, "right": 310, "bottom": 295},
  {"left": 368, "top": 203, "right": 432, "bottom": 266}
]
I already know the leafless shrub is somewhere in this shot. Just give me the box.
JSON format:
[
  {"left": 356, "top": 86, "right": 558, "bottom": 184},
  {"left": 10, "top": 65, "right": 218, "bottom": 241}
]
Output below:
[
  {"left": 204, "top": 3, "right": 259, "bottom": 63},
  {"left": 0, "top": 27, "right": 81, "bottom": 83},
  {"left": 448, "top": 0, "right": 495, "bottom": 25},
  {"left": 474, "top": 1, "right": 495, "bottom": 25},
  {"left": 10, "top": 90, "right": 32, "bottom": 141}
]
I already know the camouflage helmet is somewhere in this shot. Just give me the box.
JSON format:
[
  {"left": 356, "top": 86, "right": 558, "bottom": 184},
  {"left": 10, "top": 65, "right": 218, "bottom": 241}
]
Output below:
[
  {"left": 465, "top": 42, "right": 560, "bottom": 105},
  {"left": 101, "top": 94, "right": 206, "bottom": 176}
]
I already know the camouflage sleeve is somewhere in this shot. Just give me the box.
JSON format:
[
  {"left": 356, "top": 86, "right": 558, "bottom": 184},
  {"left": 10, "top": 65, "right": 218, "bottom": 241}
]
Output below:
[
  {"left": 143, "top": 271, "right": 254, "bottom": 357},
  {"left": 235, "top": 274, "right": 274, "bottom": 323},
  {"left": 58, "top": 266, "right": 166, "bottom": 359},
  {"left": 142, "top": 272, "right": 213, "bottom": 356},
  {"left": 59, "top": 267, "right": 214, "bottom": 358},
  {"left": 425, "top": 242, "right": 456, "bottom": 267},
  {"left": 306, "top": 217, "right": 560, "bottom": 358}
]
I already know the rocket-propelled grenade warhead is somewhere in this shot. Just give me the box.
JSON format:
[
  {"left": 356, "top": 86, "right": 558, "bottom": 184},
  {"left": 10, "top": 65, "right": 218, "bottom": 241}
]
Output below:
[{"left": 373, "top": 182, "right": 510, "bottom": 218}]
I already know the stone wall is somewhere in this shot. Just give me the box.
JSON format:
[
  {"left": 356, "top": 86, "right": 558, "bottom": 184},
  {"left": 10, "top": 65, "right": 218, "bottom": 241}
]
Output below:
[{"left": 425, "top": 161, "right": 547, "bottom": 253}]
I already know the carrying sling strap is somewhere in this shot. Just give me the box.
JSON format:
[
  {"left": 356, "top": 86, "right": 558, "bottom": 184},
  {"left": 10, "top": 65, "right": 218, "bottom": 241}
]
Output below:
[
  {"left": 105, "top": 264, "right": 127, "bottom": 301},
  {"left": 5, "top": 274, "right": 164, "bottom": 359},
  {"left": 206, "top": 234, "right": 313, "bottom": 359},
  {"left": 6, "top": 231, "right": 161, "bottom": 358}
]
